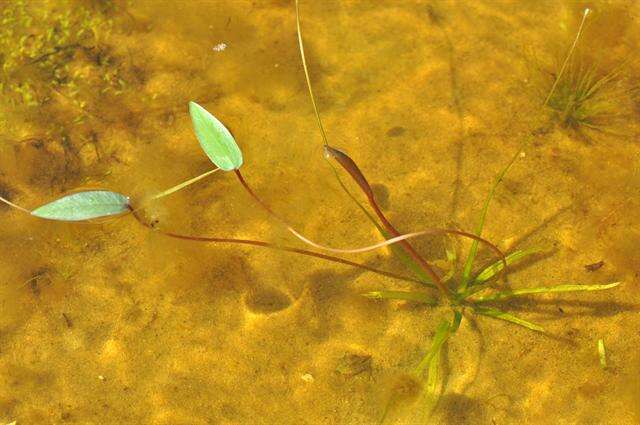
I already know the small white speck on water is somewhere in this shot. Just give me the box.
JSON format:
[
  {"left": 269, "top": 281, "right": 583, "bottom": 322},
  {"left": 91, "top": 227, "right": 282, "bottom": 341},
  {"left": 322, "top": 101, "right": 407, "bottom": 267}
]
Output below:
[
  {"left": 212, "top": 42, "right": 227, "bottom": 52},
  {"left": 301, "top": 373, "right": 314, "bottom": 383}
]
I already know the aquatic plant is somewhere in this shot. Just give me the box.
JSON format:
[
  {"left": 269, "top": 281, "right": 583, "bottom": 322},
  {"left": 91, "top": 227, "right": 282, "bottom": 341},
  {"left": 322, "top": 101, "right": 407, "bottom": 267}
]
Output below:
[
  {"left": 0, "top": 70, "right": 621, "bottom": 425},
  {"left": 0, "top": 2, "right": 624, "bottom": 422},
  {"left": 543, "top": 8, "right": 638, "bottom": 137},
  {"left": 294, "top": 0, "right": 620, "bottom": 418}
]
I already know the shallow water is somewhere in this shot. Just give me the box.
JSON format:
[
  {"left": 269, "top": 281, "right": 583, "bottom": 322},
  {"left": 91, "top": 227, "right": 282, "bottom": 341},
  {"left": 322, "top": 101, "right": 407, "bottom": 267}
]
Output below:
[{"left": 0, "top": 0, "right": 639, "bottom": 423}]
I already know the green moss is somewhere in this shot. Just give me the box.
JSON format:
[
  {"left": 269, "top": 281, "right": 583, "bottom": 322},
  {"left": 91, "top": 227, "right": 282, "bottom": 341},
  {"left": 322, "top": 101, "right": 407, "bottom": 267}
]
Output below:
[{"left": 0, "top": 0, "right": 126, "bottom": 110}]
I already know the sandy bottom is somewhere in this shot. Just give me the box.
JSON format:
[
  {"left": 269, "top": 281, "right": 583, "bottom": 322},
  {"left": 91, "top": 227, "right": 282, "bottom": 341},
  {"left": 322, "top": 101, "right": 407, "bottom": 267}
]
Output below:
[{"left": 0, "top": 1, "right": 639, "bottom": 423}]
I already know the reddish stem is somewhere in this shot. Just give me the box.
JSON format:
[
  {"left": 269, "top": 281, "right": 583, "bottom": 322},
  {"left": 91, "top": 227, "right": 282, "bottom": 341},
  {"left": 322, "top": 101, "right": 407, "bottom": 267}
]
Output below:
[
  {"left": 324, "top": 146, "right": 450, "bottom": 296},
  {"left": 127, "top": 206, "right": 427, "bottom": 286}
]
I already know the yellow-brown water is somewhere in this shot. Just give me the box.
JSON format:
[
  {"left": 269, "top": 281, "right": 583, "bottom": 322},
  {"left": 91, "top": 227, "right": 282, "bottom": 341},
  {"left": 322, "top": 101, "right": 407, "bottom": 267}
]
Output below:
[{"left": 1, "top": 1, "right": 639, "bottom": 423}]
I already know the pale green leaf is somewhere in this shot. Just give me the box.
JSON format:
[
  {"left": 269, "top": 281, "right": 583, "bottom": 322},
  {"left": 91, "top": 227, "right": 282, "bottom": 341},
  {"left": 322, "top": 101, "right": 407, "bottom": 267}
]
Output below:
[
  {"left": 189, "top": 101, "right": 243, "bottom": 171},
  {"left": 472, "top": 248, "right": 542, "bottom": 285},
  {"left": 472, "top": 282, "right": 620, "bottom": 303},
  {"left": 598, "top": 338, "right": 607, "bottom": 368},
  {"left": 31, "top": 191, "right": 130, "bottom": 221},
  {"left": 416, "top": 319, "right": 451, "bottom": 374},
  {"left": 474, "top": 306, "right": 544, "bottom": 332}
]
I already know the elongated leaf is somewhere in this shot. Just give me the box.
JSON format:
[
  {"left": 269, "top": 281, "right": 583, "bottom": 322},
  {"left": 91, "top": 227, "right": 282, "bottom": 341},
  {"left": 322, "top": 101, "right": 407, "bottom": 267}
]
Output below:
[
  {"left": 472, "top": 248, "right": 542, "bottom": 285},
  {"left": 328, "top": 163, "right": 436, "bottom": 287},
  {"left": 426, "top": 343, "right": 442, "bottom": 393},
  {"left": 414, "top": 319, "right": 451, "bottom": 416},
  {"left": 189, "top": 101, "right": 243, "bottom": 171},
  {"left": 459, "top": 151, "right": 520, "bottom": 292},
  {"left": 362, "top": 290, "right": 436, "bottom": 305},
  {"left": 416, "top": 319, "right": 451, "bottom": 374},
  {"left": 598, "top": 339, "right": 607, "bottom": 368},
  {"left": 472, "top": 282, "right": 620, "bottom": 303},
  {"left": 474, "top": 306, "right": 544, "bottom": 332},
  {"left": 31, "top": 190, "right": 130, "bottom": 221},
  {"left": 451, "top": 310, "right": 462, "bottom": 333}
]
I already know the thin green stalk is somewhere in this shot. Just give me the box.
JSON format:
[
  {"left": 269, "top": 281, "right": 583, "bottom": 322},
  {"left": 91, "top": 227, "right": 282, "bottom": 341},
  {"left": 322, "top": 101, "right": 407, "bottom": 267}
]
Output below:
[
  {"left": 598, "top": 339, "right": 607, "bottom": 369},
  {"left": 148, "top": 168, "right": 219, "bottom": 201},
  {"left": 294, "top": 0, "right": 454, "bottom": 296},
  {"left": 0, "top": 195, "right": 30, "bottom": 213},
  {"left": 458, "top": 151, "right": 520, "bottom": 292},
  {"left": 544, "top": 8, "right": 591, "bottom": 106},
  {"left": 295, "top": 0, "right": 329, "bottom": 147}
]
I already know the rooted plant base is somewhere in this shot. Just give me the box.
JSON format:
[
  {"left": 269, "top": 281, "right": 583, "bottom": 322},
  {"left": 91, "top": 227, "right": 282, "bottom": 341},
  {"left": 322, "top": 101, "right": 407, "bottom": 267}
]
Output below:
[{"left": 0, "top": 1, "right": 639, "bottom": 424}]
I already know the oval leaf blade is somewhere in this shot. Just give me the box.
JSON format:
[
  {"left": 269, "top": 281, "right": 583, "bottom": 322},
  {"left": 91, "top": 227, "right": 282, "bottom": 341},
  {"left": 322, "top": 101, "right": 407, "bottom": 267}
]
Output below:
[
  {"left": 189, "top": 101, "right": 243, "bottom": 171},
  {"left": 31, "top": 190, "right": 130, "bottom": 221}
]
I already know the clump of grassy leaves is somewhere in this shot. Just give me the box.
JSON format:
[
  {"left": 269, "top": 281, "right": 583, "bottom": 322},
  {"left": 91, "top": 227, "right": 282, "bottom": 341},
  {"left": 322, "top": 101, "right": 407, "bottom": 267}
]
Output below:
[
  {"left": 542, "top": 8, "right": 638, "bottom": 138},
  {"left": 293, "top": 2, "right": 620, "bottom": 417},
  {"left": 362, "top": 153, "right": 619, "bottom": 416},
  {"left": 544, "top": 57, "right": 638, "bottom": 136}
]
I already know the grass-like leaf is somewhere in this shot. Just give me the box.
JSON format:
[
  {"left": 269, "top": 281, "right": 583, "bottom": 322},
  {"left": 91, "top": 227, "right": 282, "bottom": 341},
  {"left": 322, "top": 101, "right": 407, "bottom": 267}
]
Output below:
[
  {"left": 31, "top": 190, "right": 130, "bottom": 221},
  {"left": 471, "top": 282, "right": 620, "bottom": 303},
  {"left": 189, "top": 101, "right": 243, "bottom": 171},
  {"left": 415, "top": 317, "right": 455, "bottom": 416},
  {"left": 451, "top": 310, "right": 462, "bottom": 333},
  {"left": 416, "top": 319, "right": 451, "bottom": 374},
  {"left": 472, "top": 248, "right": 542, "bottom": 285},
  {"left": 474, "top": 306, "right": 544, "bottom": 332},
  {"left": 458, "top": 151, "right": 520, "bottom": 292},
  {"left": 423, "top": 340, "right": 443, "bottom": 414},
  {"left": 598, "top": 339, "right": 607, "bottom": 369},
  {"left": 363, "top": 290, "right": 436, "bottom": 305}
]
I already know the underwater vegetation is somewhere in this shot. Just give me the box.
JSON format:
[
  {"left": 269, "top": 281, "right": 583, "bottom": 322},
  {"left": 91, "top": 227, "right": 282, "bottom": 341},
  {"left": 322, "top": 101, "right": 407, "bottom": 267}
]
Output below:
[
  {"left": 0, "top": 1, "right": 629, "bottom": 423},
  {"left": 542, "top": 8, "right": 639, "bottom": 138},
  {"left": 0, "top": 0, "right": 124, "bottom": 108}
]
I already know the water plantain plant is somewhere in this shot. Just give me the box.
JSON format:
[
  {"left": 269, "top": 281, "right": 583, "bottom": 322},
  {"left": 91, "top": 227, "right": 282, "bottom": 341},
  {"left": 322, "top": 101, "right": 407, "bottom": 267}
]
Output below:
[
  {"left": 294, "top": 0, "right": 620, "bottom": 419},
  {"left": 0, "top": 2, "right": 623, "bottom": 422},
  {"left": 0, "top": 97, "right": 620, "bottom": 418}
]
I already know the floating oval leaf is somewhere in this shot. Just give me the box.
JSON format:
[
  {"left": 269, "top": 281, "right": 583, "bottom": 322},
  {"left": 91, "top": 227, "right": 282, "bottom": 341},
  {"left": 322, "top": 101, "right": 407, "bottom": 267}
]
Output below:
[
  {"left": 189, "top": 101, "right": 243, "bottom": 171},
  {"left": 31, "top": 190, "right": 130, "bottom": 221}
]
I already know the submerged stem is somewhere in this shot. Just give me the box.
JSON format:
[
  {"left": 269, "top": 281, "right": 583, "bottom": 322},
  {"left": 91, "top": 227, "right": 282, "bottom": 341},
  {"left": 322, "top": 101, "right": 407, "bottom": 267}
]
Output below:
[
  {"left": 127, "top": 205, "right": 426, "bottom": 286},
  {"left": 0, "top": 195, "right": 30, "bottom": 214},
  {"left": 233, "top": 170, "right": 505, "bottom": 271}
]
